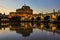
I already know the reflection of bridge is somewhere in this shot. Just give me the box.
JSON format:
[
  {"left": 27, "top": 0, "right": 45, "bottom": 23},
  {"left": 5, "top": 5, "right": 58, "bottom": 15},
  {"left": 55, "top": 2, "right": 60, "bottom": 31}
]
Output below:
[{"left": 0, "top": 22, "right": 60, "bottom": 36}]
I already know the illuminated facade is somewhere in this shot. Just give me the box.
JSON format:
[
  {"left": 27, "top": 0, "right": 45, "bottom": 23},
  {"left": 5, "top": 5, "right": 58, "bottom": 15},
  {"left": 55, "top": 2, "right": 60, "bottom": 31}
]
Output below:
[{"left": 9, "top": 5, "right": 33, "bottom": 19}]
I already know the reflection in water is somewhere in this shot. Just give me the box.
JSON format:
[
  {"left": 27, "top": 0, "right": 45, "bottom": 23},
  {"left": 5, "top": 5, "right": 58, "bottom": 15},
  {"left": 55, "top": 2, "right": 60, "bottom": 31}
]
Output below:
[
  {"left": 57, "top": 23, "right": 60, "bottom": 30},
  {"left": 16, "top": 28, "right": 33, "bottom": 37},
  {"left": 0, "top": 22, "right": 60, "bottom": 40},
  {"left": 9, "top": 23, "right": 33, "bottom": 37},
  {"left": 0, "top": 23, "right": 9, "bottom": 30}
]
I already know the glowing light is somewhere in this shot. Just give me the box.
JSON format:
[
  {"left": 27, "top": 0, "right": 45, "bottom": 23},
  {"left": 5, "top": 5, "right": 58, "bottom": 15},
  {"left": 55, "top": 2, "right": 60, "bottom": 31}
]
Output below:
[
  {"left": 52, "top": 26, "right": 56, "bottom": 31},
  {"left": 52, "top": 14, "right": 56, "bottom": 19}
]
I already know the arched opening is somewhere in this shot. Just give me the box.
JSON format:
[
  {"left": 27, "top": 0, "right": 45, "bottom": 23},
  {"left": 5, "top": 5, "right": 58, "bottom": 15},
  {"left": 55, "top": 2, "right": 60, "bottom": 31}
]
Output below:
[
  {"left": 57, "top": 16, "right": 60, "bottom": 20},
  {"left": 36, "top": 17, "right": 41, "bottom": 21},
  {"left": 31, "top": 17, "right": 34, "bottom": 21},
  {"left": 44, "top": 16, "right": 50, "bottom": 20}
]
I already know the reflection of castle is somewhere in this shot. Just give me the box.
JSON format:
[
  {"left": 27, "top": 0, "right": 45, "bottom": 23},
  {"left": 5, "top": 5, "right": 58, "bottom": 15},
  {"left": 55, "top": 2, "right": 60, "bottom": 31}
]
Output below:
[
  {"left": 9, "top": 24, "right": 33, "bottom": 37},
  {"left": 16, "top": 28, "right": 33, "bottom": 37}
]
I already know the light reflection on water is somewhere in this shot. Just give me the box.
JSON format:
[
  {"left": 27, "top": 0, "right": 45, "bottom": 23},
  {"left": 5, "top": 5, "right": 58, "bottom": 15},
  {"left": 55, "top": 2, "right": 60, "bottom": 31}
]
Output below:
[{"left": 0, "top": 22, "right": 60, "bottom": 40}]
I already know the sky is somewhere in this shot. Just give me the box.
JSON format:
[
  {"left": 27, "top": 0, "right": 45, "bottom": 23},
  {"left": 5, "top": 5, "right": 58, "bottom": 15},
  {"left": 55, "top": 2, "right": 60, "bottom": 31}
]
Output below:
[{"left": 0, "top": 0, "right": 60, "bottom": 15}]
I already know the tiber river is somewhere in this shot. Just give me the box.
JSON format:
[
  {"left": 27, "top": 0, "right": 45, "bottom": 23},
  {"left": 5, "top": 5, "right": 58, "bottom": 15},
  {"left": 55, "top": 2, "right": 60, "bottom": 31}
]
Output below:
[{"left": 0, "top": 22, "right": 60, "bottom": 40}]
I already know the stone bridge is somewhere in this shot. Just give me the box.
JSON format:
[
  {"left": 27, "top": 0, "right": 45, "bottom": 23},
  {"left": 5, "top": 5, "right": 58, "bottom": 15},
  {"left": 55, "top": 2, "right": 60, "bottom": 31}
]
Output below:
[
  {"left": 7, "top": 12, "right": 60, "bottom": 21},
  {"left": 28, "top": 12, "right": 60, "bottom": 21}
]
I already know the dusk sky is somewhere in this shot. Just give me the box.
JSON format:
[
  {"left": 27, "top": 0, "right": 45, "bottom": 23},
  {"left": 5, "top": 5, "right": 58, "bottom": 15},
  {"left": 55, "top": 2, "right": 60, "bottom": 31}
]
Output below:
[{"left": 0, "top": 0, "right": 60, "bottom": 15}]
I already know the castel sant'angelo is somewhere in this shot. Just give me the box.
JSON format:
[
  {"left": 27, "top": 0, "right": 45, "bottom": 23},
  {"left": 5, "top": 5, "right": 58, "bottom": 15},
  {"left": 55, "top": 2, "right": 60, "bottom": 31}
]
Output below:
[
  {"left": 9, "top": 4, "right": 33, "bottom": 19},
  {"left": 8, "top": 4, "right": 60, "bottom": 21}
]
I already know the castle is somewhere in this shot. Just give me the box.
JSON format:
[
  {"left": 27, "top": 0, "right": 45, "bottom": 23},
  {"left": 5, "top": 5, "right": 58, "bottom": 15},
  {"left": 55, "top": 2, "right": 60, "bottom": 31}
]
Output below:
[{"left": 0, "top": 5, "right": 60, "bottom": 22}]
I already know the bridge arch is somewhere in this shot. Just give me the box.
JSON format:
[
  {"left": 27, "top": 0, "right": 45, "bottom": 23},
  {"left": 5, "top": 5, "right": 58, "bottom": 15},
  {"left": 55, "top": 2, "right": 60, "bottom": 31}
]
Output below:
[
  {"left": 36, "top": 16, "right": 41, "bottom": 21},
  {"left": 44, "top": 16, "right": 50, "bottom": 20},
  {"left": 57, "top": 15, "right": 60, "bottom": 20},
  {"left": 31, "top": 17, "right": 35, "bottom": 21}
]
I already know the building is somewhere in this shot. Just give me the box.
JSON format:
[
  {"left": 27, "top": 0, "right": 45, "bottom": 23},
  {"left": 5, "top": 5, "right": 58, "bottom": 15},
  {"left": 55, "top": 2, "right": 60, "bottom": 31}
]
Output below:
[{"left": 9, "top": 4, "right": 33, "bottom": 19}]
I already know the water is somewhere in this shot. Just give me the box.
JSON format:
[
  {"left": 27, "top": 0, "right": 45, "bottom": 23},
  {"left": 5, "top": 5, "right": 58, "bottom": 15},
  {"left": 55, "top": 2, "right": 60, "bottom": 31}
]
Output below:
[{"left": 0, "top": 22, "right": 60, "bottom": 40}]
